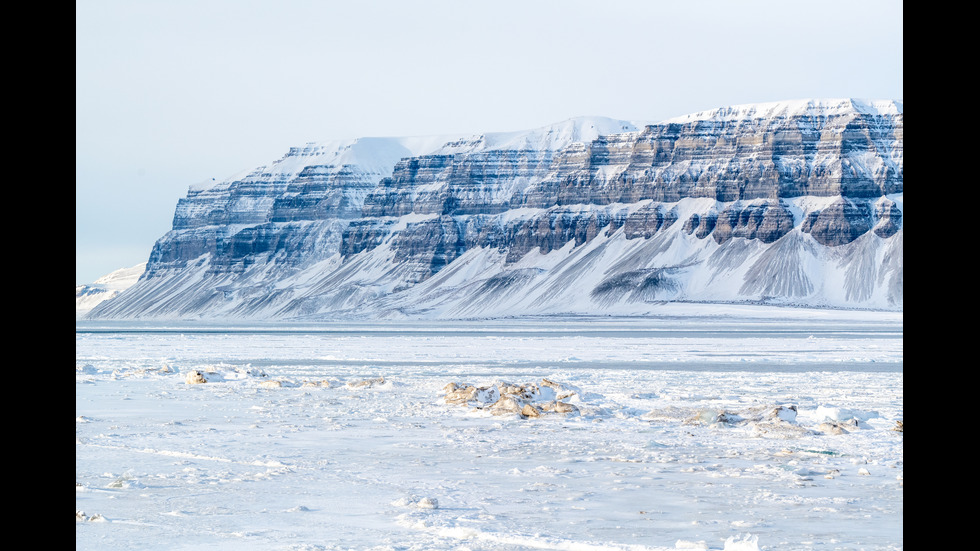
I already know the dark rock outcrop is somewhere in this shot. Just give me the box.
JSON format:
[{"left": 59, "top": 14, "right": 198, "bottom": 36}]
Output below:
[
  {"left": 873, "top": 198, "right": 903, "bottom": 238},
  {"left": 800, "top": 197, "right": 873, "bottom": 247},
  {"left": 712, "top": 201, "right": 796, "bottom": 244}
]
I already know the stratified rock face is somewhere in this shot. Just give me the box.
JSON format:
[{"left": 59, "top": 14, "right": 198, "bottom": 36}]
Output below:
[
  {"left": 88, "top": 100, "right": 903, "bottom": 320},
  {"left": 362, "top": 149, "right": 555, "bottom": 217},
  {"left": 872, "top": 198, "right": 902, "bottom": 238},
  {"left": 711, "top": 201, "right": 795, "bottom": 244},
  {"left": 621, "top": 204, "right": 678, "bottom": 240},
  {"left": 800, "top": 197, "right": 873, "bottom": 247},
  {"left": 521, "top": 100, "right": 902, "bottom": 206}
]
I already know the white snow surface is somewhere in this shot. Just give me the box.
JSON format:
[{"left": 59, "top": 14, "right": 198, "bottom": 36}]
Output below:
[
  {"left": 662, "top": 99, "right": 902, "bottom": 124},
  {"left": 92, "top": 262, "right": 147, "bottom": 288},
  {"left": 77, "top": 313, "right": 902, "bottom": 550}
]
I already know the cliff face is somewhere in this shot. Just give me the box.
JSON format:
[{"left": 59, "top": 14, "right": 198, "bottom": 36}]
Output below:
[{"left": 88, "top": 100, "right": 903, "bottom": 320}]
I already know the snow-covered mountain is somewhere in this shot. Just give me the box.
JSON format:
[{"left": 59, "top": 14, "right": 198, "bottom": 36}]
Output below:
[
  {"left": 85, "top": 100, "right": 903, "bottom": 320},
  {"left": 76, "top": 262, "right": 147, "bottom": 318}
]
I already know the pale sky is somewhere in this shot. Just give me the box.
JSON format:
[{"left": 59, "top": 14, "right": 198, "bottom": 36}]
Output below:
[{"left": 76, "top": 0, "right": 903, "bottom": 285}]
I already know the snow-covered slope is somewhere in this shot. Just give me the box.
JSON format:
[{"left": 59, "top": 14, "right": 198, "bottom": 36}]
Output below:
[
  {"left": 433, "top": 116, "right": 645, "bottom": 155},
  {"left": 76, "top": 262, "right": 147, "bottom": 318},
  {"left": 86, "top": 100, "right": 902, "bottom": 320},
  {"left": 662, "top": 98, "right": 902, "bottom": 124}
]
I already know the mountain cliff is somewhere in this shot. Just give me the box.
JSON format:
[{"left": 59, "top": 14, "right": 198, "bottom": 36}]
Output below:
[{"left": 86, "top": 99, "right": 903, "bottom": 320}]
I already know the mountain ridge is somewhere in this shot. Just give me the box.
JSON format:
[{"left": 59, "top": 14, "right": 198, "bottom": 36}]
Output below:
[{"left": 81, "top": 99, "right": 903, "bottom": 320}]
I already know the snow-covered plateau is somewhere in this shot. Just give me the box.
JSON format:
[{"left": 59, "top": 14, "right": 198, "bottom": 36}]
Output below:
[
  {"left": 76, "top": 311, "right": 902, "bottom": 550},
  {"left": 81, "top": 99, "right": 903, "bottom": 321}
]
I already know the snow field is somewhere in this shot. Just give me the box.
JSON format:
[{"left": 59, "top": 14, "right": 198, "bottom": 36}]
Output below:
[{"left": 76, "top": 316, "right": 902, "bottom": 550}]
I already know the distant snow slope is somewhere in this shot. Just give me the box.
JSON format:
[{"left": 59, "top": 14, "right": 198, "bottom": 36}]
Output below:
[
  {"left": 433, "top": 116, "right": 646, "bottom": 155},
  {"left": 76, "top": 262, "right": 146, "bottom": 318},
  {"left": 662, "top": 98, "right": 902, "bottom": 123}
]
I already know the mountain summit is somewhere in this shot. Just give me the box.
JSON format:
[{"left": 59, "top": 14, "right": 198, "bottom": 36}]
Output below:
[{"left": 85, "top": 99, "right": 903, "bottom": 320}]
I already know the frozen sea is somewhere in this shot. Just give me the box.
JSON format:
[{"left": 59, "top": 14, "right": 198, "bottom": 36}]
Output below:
[{"left": 76, "top": 310, "right": 903, "bottom": 550}]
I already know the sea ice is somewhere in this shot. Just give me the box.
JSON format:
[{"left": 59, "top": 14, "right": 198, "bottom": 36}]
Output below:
[{"left": 76, "top": 314, "right": 902, "bottom": 550}]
